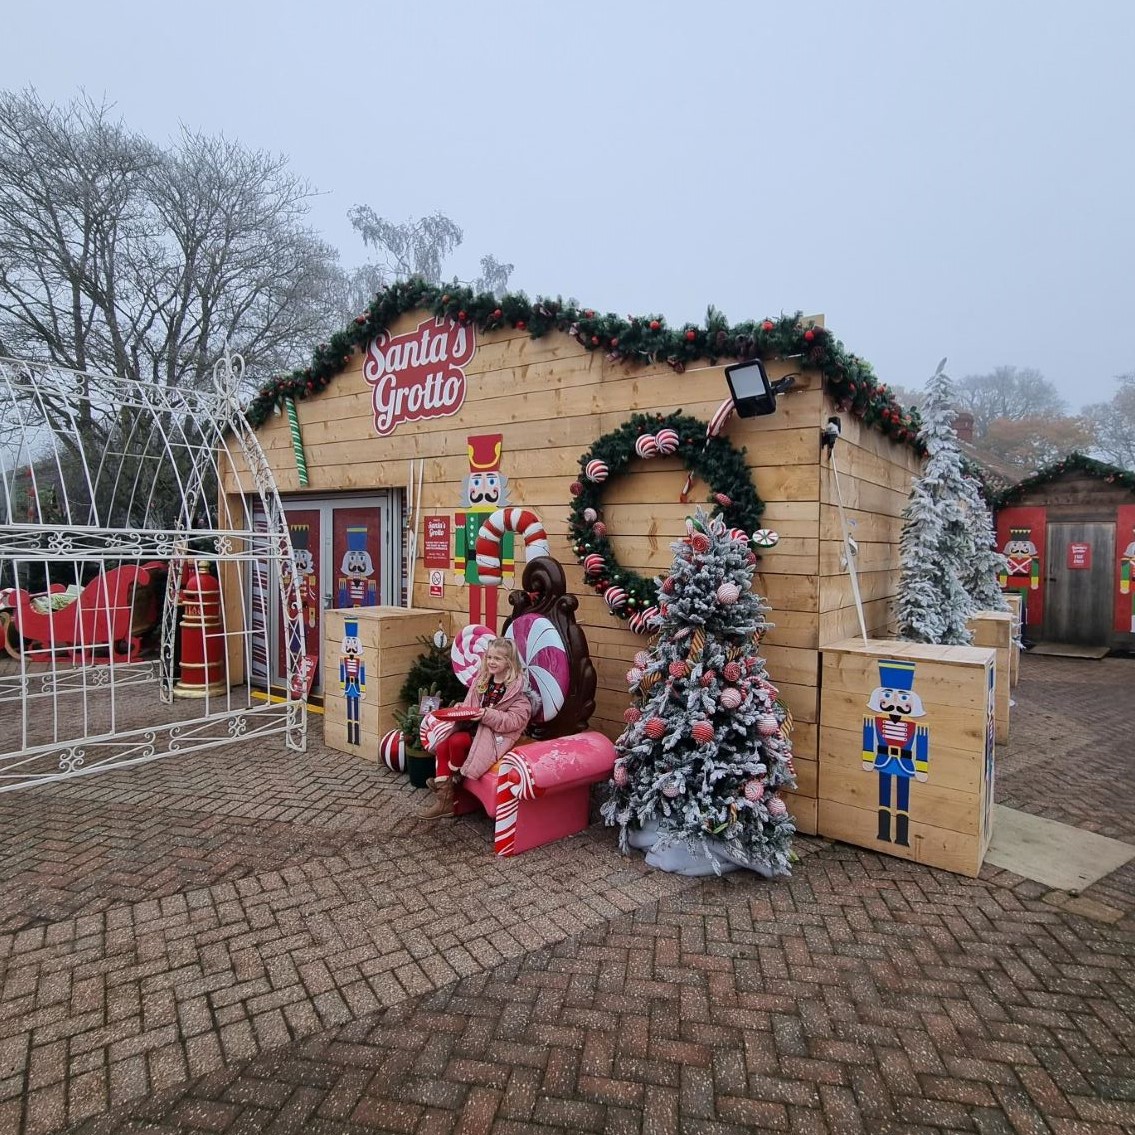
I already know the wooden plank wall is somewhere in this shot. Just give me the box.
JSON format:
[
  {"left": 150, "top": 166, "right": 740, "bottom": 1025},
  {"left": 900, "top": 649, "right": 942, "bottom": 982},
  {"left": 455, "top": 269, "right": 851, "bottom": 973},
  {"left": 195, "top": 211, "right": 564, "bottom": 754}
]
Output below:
[{"left": 224, "top": 312, "right": 922, "bottom": 836}]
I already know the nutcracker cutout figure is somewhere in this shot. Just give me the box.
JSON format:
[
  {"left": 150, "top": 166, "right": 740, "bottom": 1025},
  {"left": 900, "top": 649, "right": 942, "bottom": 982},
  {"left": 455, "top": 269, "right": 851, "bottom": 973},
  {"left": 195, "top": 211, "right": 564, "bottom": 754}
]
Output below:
[
  {"left": 862, "top": 659, "right": 930, "bottom": 847},
  {"left": 339, "top": 619, "right": 365, "bottom": 746},
  {"left": 290, "top": 524, "right": 319, "bottom": 630},
  {"left": 337, "top": 526, "right": 377, "bottom": 608},
  {"left": 1121, "top": 528, "right": 1135, "bottom": 632},
  {"left": 454, "top": 433, "right": 513, "bottom": 631},
  {"left": 998, "top": 527, "right": 1040, "bottom": 590}
]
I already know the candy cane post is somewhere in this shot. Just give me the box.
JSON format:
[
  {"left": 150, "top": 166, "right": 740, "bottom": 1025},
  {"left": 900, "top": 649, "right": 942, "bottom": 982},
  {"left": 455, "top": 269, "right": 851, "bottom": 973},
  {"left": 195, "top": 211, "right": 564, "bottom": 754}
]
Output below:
[
  {"left": 475, "top": 508, "right": 550, "bottom": 586},
  {"left": 493, "top": 750, "right": 541, "bottom": 856}
]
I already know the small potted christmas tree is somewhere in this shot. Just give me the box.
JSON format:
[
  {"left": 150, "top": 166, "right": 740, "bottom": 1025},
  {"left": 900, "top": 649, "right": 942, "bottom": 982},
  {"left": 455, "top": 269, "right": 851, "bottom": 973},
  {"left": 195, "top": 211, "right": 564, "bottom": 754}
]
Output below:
[
  {"left": 603, "top": 508, "right": 797, "bottom": 877},
  {"left": 394, "top": 633, "right": 466, "bottom": 788}
]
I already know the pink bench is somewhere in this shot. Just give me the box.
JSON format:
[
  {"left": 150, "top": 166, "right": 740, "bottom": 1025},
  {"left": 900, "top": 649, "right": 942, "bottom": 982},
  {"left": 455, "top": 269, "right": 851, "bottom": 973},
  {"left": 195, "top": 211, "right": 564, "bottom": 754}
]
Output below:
[{"left": 451, "top": 556, "right": 617, "bottom": 856}]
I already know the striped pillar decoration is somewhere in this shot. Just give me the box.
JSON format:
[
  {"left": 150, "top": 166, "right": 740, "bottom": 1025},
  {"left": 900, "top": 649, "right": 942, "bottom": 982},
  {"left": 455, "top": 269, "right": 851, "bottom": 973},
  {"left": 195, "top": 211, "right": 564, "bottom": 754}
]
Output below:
[{"left": 284, "top": 397, "right": 309, "bottom": 487}]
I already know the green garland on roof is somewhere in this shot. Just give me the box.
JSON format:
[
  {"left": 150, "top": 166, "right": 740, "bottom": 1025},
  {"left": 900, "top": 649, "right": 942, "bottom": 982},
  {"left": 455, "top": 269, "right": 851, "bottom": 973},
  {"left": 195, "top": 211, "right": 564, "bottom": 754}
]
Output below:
[
  {"left": 993, "top": 452, "right": 1135, "bottom": 507},
  {"left": 244, "top": 277, "right": 923, "bottom": 449}
]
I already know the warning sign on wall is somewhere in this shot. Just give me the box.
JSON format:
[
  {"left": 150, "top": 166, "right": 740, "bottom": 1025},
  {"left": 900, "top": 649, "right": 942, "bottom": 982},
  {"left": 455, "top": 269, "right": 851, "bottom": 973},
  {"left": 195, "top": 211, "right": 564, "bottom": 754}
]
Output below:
[{"left": 428, "top": 569, "right": 444, "bottom": 597}]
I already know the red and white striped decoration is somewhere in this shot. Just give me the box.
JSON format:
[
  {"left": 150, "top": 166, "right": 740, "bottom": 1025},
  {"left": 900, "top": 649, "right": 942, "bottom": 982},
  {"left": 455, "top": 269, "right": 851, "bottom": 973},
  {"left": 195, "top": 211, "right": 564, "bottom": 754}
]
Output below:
[
  {"left": 584, "top": 553, "right": 605, "bottom": 576},
  {"left": 475, "top": 507, "right": 550, "bottom": 586},
  {"left": 707, "top": 398, "right": 735, "bottom": 439},
  {"left": 604, "top": 586, "right": 628, "bottom": 610},
  {"left": 585, "top": 459, "right": 609, "bottom": 482},
  {"left": 493, "top": 751, "right": 541, "bottom": 856},
  {"left": 379, "top": 729, "right": 406, "bottom": 773},
  {"left": 635, "top": 434, "right": 659, "bottom": 458},
  {"left": 655, "top": 427, "right": 680, "bottom": 454}
]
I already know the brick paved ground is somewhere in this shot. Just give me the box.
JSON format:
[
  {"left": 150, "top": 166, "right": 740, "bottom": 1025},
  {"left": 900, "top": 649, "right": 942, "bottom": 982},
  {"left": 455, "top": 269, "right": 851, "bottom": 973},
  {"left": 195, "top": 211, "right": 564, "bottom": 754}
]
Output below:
[{"left": 1, "top": 653, "right": 1132, "bottom": 1134}]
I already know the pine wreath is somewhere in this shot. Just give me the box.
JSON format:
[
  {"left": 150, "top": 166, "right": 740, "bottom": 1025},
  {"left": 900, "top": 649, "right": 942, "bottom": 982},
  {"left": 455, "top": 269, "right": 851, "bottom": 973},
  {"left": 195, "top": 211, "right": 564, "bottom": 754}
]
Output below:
[{"left": 568, "top": 411, "right": 765, "bottom": 631}]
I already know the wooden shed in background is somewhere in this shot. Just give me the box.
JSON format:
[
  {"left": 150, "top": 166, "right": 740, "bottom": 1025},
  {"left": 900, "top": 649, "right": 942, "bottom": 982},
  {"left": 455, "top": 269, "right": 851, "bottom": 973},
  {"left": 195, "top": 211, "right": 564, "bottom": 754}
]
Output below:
[
  {"left": 994, "top": 454, "right": 1135, "bottom": 653},
  {"left": 221, "top": 284, "right": 924, "bottom": 834}
]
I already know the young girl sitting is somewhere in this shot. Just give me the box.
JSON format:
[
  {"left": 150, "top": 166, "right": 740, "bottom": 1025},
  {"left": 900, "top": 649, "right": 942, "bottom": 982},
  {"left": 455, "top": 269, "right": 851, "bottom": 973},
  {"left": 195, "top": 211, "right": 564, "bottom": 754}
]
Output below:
[{"left": 419, "top": 636, "right": 533, "bottom": 820}]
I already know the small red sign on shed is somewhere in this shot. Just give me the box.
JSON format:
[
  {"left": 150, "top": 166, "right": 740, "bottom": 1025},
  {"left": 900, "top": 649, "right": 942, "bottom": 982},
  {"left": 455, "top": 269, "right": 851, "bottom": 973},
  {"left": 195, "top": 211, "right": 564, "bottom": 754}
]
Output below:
[
  {"left": 424, "top": 515, "right": 451, "bottom": 567},
  {"left": 1067, "top": 542, "right": 1091, "bottom": 569}
]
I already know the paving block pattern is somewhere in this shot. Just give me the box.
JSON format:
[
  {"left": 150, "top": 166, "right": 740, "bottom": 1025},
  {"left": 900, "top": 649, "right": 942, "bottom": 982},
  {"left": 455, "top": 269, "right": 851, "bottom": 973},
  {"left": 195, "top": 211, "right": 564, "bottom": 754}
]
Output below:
[{"left": 0, "top": 653, "right": 1131, "bottom": 1134}]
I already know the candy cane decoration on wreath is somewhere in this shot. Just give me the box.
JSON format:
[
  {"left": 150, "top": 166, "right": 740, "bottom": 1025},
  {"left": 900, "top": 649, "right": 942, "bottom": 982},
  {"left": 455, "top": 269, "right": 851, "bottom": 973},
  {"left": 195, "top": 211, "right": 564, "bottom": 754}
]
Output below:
[
  {"left": 475, "top": 508, "right": 551, "bottom": 586},
  {"left": 493, "top": 750, "right": 542, "bottom": 856}
]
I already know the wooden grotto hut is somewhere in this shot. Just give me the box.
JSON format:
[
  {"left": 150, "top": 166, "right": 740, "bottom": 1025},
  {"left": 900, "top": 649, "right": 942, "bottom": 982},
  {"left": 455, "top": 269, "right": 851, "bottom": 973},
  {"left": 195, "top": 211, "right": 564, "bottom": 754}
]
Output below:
[
  {"left": 993, "top": 453, "right": 1135, "bottom": 653},
  {"left": 218, "top": 279, "right": 937, "bottom": 838}
]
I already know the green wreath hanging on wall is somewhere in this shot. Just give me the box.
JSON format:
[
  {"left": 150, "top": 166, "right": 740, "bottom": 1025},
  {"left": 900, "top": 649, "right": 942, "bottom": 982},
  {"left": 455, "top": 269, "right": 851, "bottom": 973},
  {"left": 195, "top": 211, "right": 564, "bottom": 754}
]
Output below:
[{"left": 567, "top": 410, "right": 774, "bottom": 632}]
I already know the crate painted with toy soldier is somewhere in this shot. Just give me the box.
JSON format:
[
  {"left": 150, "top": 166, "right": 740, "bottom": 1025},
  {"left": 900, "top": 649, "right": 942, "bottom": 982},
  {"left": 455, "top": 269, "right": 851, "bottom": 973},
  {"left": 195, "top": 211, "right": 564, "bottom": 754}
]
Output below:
[{"left": 818, "top": 638, "right": 996, "bottom": 877}]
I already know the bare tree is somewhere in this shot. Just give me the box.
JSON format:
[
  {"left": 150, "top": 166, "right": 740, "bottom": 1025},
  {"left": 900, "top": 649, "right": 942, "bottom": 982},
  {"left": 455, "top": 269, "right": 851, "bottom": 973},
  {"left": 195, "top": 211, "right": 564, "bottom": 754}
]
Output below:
[
  {"left": 344, "top": 206, "right": 514, "bottom": 299},
  {"left": 0, "top": 90, "right": 342, "bottom": 399},
  {"left": 347, "top": 206, "right": 464, "bottom": 286},
  {"left": 1084, "top": 372, "right": 1135, "bottom": 471},
  {"left": 954, "top": 366, "right": 1067, "bottom": 437}
]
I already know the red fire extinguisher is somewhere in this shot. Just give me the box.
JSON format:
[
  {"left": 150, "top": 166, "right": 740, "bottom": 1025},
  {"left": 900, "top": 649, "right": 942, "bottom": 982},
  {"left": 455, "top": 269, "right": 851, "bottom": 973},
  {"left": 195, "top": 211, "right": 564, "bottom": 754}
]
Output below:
[{"left": 174, "top": 560, "right": 228, "bottom": 697}]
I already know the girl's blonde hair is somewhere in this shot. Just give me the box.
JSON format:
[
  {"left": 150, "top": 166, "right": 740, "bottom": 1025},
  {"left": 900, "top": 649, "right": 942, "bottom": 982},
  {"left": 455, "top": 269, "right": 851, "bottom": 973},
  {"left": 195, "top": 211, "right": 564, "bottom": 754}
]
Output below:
[{"left": 475, "top": 636, "right": 523, "bottom": 690}]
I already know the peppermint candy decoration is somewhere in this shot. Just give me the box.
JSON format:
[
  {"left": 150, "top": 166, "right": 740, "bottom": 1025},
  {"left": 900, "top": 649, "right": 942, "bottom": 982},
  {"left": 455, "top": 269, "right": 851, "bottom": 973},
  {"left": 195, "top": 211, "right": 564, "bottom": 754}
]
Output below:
[
  {"left": 605, "top": 586, "right": 628, "bottom": 610},
  {"left": 451, "top": 623, "right": 494, "bottom": 687},
  {"left": 716, "top": 582, "right": 741, "bottom": 605},
  {"left": 633, "top": 650, "right": 652, "bottom": 669},
  {"left": 643, "top": 717, "right": 667, "bottom": 740},
  {"left": 379, "top": 729, "right": 406, "bottom": 774},
  {"left": 626, "top": 666, "right": 644, "bottom": 687},
  {"left": 691, "top": 720, "right": 715, "bottom": 745},
  {"left": 743, "top": 778, "right": 765, "bottom": 802},
  {"left": 585, "top": 459, "right": 609, "bottom": 483},
  {"left": 728, "top": 528, "right": 749, "bottom": 544},
  {"left": 623, "top": 706, "right": 642, "bottom": 724},
  {"left": 722, "top": 662, "right": 742, "bottom": 683},
  {"left": 582, "top": 507, "right": 598, "bottom": 523},
  {"left": 584, "top": 553, "right": 605, "bottom": 576},
  {"left": 752, "top": 529, "right": 780, "bottom": 548},
  {"left": 700, "top": 669, "right": 716, "bottom": 687},
  {"left": 767, "top": 795, "right": 789, "bottom": 818},
  {"left": 719, "top": 687, "right": 743, "bottom": 710},
  {"left": 655, "top": 427, "right": 680, "bottom": 454},
  {"left": 690, "top": 533, "right": 711, "bottom": 554},
  {"left": 634, "top": 434, "right": 659, "bottom": 459},
  {"left": 757, "top": 713, "right": 780, "bottom": 737},
  {"left": 668, "top": 660, "right": 690, "bottom": 679},
  {"left": 613, "top": 763, "right": 629, "bottom": 787}
]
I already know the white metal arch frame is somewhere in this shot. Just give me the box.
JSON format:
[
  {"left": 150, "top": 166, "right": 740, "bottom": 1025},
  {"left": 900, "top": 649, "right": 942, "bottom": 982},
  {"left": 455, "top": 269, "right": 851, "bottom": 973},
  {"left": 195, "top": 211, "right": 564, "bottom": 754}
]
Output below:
[{"left": 0, "top": 350, "right": 305, "bottom": 793}]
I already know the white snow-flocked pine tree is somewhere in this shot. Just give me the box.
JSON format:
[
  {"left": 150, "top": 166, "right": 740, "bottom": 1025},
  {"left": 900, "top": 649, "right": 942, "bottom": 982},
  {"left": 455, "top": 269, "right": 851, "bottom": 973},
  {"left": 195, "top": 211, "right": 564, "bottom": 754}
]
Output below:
[
  {"left": 601, "top": 508, "right": 796, "bottom": 877},
  {"left": 896, "top": 359, "right": 1007, "bottom": 643}
]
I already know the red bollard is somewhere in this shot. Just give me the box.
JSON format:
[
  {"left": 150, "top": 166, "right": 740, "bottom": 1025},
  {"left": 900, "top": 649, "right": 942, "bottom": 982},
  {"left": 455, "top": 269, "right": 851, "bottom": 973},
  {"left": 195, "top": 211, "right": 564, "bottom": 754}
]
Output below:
[{"left": 174, "top": 560, "right": 228, "bottom": 697}]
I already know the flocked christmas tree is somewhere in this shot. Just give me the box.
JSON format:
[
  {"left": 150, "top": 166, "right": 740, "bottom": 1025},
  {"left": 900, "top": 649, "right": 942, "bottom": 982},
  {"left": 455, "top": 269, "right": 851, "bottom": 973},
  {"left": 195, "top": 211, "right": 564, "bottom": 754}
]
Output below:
[
  {"left": 602, "top": 508, "right": 796, "bottom": 877},
  {"left": 896, "top": 359, "right": 1007, "bottom": 644}
]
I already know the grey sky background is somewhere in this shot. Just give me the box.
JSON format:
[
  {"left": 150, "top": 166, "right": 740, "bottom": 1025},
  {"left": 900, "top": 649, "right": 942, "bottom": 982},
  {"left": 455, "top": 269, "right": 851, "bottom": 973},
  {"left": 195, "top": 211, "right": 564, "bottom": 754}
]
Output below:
[{"left": 5, "top": 0, "right": 1132, "bottom": 409}]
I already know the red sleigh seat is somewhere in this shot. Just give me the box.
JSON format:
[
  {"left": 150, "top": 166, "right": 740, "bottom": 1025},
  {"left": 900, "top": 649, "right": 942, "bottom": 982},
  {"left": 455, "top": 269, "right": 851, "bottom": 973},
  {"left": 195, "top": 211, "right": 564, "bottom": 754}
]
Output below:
[{"left": 453, "top": 557, "right": 616, "bottom": 855}]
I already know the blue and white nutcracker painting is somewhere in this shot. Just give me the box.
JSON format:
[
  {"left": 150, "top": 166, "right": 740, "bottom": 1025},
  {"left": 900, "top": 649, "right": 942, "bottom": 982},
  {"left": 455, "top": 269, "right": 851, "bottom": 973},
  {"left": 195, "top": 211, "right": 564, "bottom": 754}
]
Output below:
[
  {"left": 337, "top": 525, "right": 377, "bottom": 608},
  {"left": 862, "top": 658, "right": 930, "bottom": 847},
  {"left": 339, "top": 619, "right": 365, "bottom": 746}
]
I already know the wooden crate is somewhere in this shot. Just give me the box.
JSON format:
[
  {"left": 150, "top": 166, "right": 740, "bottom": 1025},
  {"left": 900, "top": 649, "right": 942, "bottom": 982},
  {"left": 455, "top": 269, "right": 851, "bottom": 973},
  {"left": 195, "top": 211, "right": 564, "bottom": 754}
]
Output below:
[
  {"left": 967, "top": 610, "right": 1012, "bottom": 743},
  {"left": 322, "top": 606, "right": 444, "bottom": 761},
  {"left": 818, "top": 638, "right": 996, "bottom": 877},
  {"left": 1002, "top": 593, "right": 1023, "bottom": 686}
]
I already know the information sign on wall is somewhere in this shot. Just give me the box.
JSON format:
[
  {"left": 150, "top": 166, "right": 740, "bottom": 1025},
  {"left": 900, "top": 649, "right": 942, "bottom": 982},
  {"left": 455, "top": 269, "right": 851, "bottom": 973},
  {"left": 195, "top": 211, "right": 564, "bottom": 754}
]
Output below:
[
  {"left": 1067, "top": 542, "right": 1091, "bottom": 570},
  {"left": 424, "top": 515, "right": 451, "bottom": 567}
]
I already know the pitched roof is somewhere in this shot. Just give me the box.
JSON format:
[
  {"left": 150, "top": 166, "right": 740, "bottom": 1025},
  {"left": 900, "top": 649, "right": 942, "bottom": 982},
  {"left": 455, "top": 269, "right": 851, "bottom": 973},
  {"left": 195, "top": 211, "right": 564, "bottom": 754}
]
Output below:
[{"left": 993, "top": 452, "right": 1135, "bottom": 507}]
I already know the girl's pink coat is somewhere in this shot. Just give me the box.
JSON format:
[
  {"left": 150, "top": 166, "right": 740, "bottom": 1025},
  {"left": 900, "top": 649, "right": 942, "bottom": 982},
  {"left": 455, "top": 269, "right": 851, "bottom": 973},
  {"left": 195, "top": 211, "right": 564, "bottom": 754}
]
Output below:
[{"left": 459, "top": 674, "right": 533, "bottom": 780}]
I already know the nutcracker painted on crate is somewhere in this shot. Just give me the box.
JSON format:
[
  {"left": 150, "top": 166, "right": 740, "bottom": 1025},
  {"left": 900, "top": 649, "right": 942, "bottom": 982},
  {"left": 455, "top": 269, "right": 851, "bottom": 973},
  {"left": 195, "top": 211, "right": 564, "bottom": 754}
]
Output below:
[
  {"left": 454, "top": 433, "right": 513, "bottom": 631},
  {"left": 861, "top": 658, "right": 930, "bottom": 847},
  {"left": 339, "top": 620, "right": 365, "bottom": 746}
]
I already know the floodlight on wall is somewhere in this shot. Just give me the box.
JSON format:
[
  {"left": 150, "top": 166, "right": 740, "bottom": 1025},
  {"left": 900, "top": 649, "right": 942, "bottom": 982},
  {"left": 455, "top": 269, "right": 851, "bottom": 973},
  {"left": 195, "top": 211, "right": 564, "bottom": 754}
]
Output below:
[{"left": 723, "top": 359, "right": 797, "bottom": 418}]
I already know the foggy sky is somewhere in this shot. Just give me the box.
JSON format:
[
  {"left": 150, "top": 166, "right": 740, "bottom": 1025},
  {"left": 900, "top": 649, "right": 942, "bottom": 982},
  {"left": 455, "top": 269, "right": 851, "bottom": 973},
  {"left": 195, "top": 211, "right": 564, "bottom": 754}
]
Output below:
[{"left": 5, "top": 0, "right": 1132, "bottom": 409}]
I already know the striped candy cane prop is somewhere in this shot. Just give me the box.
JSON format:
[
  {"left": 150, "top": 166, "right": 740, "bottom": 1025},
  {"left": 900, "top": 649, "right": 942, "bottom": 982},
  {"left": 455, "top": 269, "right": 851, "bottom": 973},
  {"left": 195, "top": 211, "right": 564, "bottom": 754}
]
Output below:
[
  {"left": 284, "top": 397, "right": 309, "bottom": 487},
  {"left": 493, "top": 750, "right": 541, "bottom": 856},
  {"left": 475, "top": 508, "right": 550, "bottom": 586}
]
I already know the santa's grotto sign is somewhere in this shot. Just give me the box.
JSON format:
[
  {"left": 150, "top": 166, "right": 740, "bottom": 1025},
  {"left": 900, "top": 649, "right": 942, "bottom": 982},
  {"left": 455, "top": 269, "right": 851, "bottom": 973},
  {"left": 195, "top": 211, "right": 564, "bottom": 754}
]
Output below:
[{"left": 363, "top": 316, "right": 476, "bottom": 436}]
